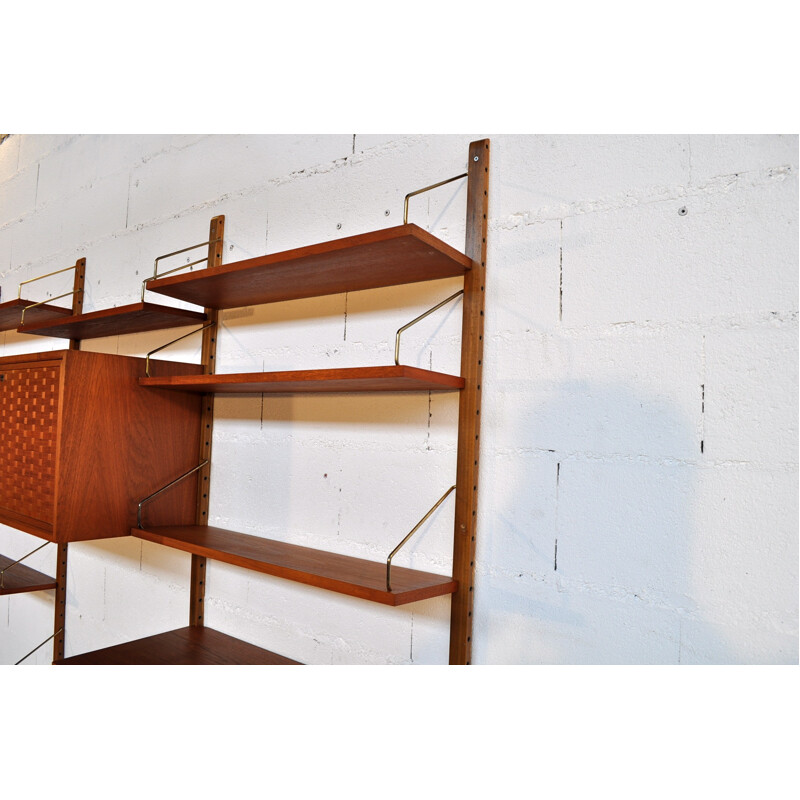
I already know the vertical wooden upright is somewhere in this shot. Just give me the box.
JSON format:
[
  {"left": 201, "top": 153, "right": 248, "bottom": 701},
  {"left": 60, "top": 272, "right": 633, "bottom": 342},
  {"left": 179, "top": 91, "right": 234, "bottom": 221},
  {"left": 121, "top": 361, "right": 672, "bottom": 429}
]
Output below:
[
  {"left": 54, "top": 257, "right": 86, "bottom": 662},
  {"left": 449, "top": 139, "right": 489, "bottom": 665},
  {"left": 189, "top": 215, "right": 224, "bottom": 627}
]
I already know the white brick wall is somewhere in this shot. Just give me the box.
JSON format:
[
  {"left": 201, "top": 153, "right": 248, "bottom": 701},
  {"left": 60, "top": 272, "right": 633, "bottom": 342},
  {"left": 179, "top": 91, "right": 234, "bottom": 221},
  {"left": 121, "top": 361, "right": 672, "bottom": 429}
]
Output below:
[{"left": 1, "top": 133, "right": 796, "bottom": 665}]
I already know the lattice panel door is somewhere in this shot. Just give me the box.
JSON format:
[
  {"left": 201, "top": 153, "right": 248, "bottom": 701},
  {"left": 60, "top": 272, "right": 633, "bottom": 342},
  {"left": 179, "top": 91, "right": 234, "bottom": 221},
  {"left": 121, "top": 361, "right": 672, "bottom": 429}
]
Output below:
[{"left": 0, "top": 363, "right": 60, "bottom": 529}]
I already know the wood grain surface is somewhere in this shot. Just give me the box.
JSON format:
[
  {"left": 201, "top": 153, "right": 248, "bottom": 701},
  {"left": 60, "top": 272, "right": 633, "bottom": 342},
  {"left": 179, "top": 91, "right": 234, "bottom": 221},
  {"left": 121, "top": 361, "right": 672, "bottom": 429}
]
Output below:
[
  {"left": 0, "top": 553, "right": 57, "bottom": 595},
  {"left": 134, "top": 524, "right": 458, "bottom": 606},
  {"left": 146, "top": 224, "right": 471, "bottom": 308},
  {"left": 140, "top": 365, "right": 465, "bottom": 394},
  {"left": 54, "top": 626, "right": 301, "bottom": 664},
  {"left": 17, "top": 302, "right": 206, "bottom": 339}
]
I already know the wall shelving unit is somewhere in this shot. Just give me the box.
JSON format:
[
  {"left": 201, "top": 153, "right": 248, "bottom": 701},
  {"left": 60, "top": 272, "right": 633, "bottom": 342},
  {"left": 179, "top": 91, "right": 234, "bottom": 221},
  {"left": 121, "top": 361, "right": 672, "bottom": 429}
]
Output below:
[{"left": 3, "top": 138, "right": 489, "bottom": 665}]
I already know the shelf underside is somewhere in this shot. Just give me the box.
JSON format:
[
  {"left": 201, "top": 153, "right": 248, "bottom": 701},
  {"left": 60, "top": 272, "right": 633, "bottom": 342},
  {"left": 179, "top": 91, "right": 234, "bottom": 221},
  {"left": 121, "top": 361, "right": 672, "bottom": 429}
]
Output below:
[
  {"left": 147, "top": 224, "right": 472, "bottom": 309},
  {"left": 0, "top": 298, "right": 73, "bottom": 332},
  {"left": 54, "top": 626, "right": 300, "bottom": 665},
  {"left": 140, "top": 365, "right": 464, "bottom": 394},
  {"left": 16, "top": 302, "right": 207, "bottom": 339},
  {"left": 133, "top": 525, "right": 457, "bottom": 606},
  {"left": 0, "top": 554, "right": 57, "bottom": 596}
]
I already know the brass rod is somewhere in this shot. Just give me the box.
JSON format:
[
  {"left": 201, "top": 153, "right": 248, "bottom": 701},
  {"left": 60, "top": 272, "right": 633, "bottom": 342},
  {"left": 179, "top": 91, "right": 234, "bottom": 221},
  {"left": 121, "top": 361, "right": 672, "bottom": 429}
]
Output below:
[
  {"left": 145, "top": 322, "right": 216, "bottom": 376},
  {"left": 0, "top": 541, "right": 50, "bottom": 590},
  {"left": 137, "top": 461, "right": 209, "bottom": 528},
  {"left": 20, "top": 290, "right": 79, "bottom": 326},
  {"left": 141, "top": 257, "right": 211, "bottom": 300},
  {"left": 15, "top": 628, "right": 63, "bottom": 665},
  {"left": 386, "top": 485, "right": 456, "bottom": 592},
  {"left": 17, "top": 264, "right": 78, "bottom": 298},
  {"left": 403, "top": 173, "right": 468, "bottom": 224},
  {"left": 394, "top": 290, "right": 464, "bottom": 366},
  {"left": 155, "top": 238, "right": 221, "bottom": 266},
  {"left": 141, "top": 237, "right": 221, "bottom": 300}
]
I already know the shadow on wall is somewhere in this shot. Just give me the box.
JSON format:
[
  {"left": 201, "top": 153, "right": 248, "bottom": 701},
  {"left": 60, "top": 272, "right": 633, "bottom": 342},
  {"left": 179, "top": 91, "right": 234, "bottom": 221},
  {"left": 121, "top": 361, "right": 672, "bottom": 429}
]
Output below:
[{"left": 479, "top": 379, "right": 737, "bottom": 664}]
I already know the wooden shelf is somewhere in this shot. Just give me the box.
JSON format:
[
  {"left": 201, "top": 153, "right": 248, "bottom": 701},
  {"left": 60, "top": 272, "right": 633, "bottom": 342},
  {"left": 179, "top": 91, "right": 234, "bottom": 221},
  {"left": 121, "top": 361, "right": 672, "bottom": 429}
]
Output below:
[
  {"left": 0, "top": 554, "right": 57, "bottom": 596},
  {"left": 54, "top": 626, "right": 300, "bottom": 664},
  {"left": 0, "top": 298, "right": 73, "bottom": 332},
  {"left": 16, "top": 301, "right": 207, "bottom": 339},
  {"left": 133, "top": 524, "right": 458, "bottom": 606},
  {"left": 146, "top": 224, "right": 472, "bottom": 309},
  {"left": 139, "top": 365, "right": 465, "bottom": 394}
]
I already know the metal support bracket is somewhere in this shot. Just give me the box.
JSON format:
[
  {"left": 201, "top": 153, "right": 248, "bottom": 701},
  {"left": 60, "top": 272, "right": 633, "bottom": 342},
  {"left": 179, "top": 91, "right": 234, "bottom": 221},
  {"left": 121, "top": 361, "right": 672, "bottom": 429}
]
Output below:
[
  {"left": 404, "top": 173, "right": 468, "bottom": 224},
  {"left": 386, "top": 485, "right": 456, "bottom": 592},
  {"left": 394, "top": 290, "right": 464, "bottom": 366},
  {"left": 145, "top": 322, "right": 217, "bottom": 377},
  {"left": 16, "top": 628, "right": 63, "bottom": 665},
  {"left": 0, "top": 541, "right": 50, "bottom": 590},
  {"left": 17, "top": 262, "right": 83, "bottom": 326},
  {"left": 137, "top": 461, "right": 209, "bottom": 528},
  {"left": 141, "top": 238, "right": 222, "bottom": 300}
]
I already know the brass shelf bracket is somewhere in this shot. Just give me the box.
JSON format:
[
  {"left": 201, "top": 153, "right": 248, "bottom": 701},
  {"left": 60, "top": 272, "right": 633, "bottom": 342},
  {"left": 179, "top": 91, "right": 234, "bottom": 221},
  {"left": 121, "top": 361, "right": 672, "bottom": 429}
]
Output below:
[
  {"left": 141, "top": 238, "right": 222, "bottom": 300},
  {"left": 386, "top": 485, "right": 456, "bottom": 592},
  {"left": 145, "top": 321, "right": 217, "bottom": 377},
  {"left": 16, "top": 628, "right": 63, "bottom": 665},
  {"left": 403, "top": 173, "right": 468, "bottom": 224},
  {"left": 18, "top": 263, "right": 82, "bottom": 326},
  {"left": 0, "top": 541, "right": 51, "bottom": 590},
  {"left": 394, "top": 290, "right": 464, "bottom": 366},
  {"left": 137, "top": 461, "right": 210, "bottom": 528}
]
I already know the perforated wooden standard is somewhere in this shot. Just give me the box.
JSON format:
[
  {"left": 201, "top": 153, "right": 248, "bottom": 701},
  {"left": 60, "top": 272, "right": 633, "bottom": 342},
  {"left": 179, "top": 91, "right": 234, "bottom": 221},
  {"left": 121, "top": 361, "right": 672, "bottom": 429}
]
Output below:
[{"left": 0, "top": 362, "right": 60, "bottom": 533}]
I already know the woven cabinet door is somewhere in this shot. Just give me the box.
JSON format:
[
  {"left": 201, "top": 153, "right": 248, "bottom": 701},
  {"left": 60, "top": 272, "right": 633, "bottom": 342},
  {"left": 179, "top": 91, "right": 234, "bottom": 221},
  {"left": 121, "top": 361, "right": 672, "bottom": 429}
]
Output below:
[{"left": 0, "top": 360, "right": 61, "bottom": 536}]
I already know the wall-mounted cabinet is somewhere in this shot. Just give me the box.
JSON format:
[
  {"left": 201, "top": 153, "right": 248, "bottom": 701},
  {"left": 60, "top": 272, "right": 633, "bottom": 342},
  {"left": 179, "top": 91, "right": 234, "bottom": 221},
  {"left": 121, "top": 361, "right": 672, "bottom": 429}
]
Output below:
[{"left": 0, "top": 350, "right": 203, "bottom": 543}]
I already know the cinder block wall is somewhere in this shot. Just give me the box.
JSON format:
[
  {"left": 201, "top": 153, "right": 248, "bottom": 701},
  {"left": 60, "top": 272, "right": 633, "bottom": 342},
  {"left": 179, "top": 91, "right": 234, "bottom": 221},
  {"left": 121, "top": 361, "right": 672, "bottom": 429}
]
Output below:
[{"left": 1, "top": 134, "right": 796, "bottom": 664}]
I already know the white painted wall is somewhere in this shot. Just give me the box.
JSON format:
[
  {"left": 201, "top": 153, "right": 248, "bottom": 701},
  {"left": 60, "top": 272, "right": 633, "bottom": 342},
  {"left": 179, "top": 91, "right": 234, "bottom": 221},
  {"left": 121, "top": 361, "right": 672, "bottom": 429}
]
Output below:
[{"left": 0, "top": 134, "right": 796, "bottom": 665}]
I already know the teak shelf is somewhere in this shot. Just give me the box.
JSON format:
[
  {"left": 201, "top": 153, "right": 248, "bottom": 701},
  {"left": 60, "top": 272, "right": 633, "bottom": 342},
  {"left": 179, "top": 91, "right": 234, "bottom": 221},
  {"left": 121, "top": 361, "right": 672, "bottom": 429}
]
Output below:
[
  {"left": 146, "top": 223, "right": 472, "bottom": 309},
  {"left": 55, "top": 626, "right": 300, "bottom": 665},
  {"left": 17, "top": 301, "right": 207, "bottom": 340},
  {"left": 133, "top": 524, "right": 458, "bottom": 606},
  {"left": 139, "top": 365, "right": 465, "bottom": 394},
  {"left": 0, "top": 298, "right": 73, "bottom": 332},
  {"left": 0, "top": 553, "right": 57, "bottom": 596}
]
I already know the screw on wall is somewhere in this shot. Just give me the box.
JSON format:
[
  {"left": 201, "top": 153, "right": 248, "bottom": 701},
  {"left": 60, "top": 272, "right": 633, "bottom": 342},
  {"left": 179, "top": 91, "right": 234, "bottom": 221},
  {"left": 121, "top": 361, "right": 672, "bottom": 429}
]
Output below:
[
  {"left": 678, "top": 206, "right": 688, "bottom": 216},
  {"left": 336, "top": 223, "right": 342, "bottom": 230},
  {"left": 385, "top": 210, "right": 390, "bottom": 216}
]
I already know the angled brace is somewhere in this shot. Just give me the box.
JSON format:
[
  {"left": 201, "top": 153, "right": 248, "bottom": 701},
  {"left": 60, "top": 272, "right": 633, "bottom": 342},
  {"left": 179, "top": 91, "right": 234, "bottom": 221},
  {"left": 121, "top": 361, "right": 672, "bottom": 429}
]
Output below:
[
  {"left": 137, "top": 461, "right": 210, "bottom": 528},
  {"left": 0, "top": 541, "right": 51, "bottom": 590},
  {"left": 141, "top": 238, "right": 222, "bottom": 300},
  {"left": 386, "top": 485, "right": 456, "bottom": 592},
  {"left": 18, "top": 263, "right": 82, "bottom": 326},
  {"left": 145, "top": 321, "right": 216, "bottom": 377},
  {"left": 403, "top": 173, "right": 468, "bottom": 224},
  {"left": 394, "top": 290, "right": 464, "bottom": 366}
]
